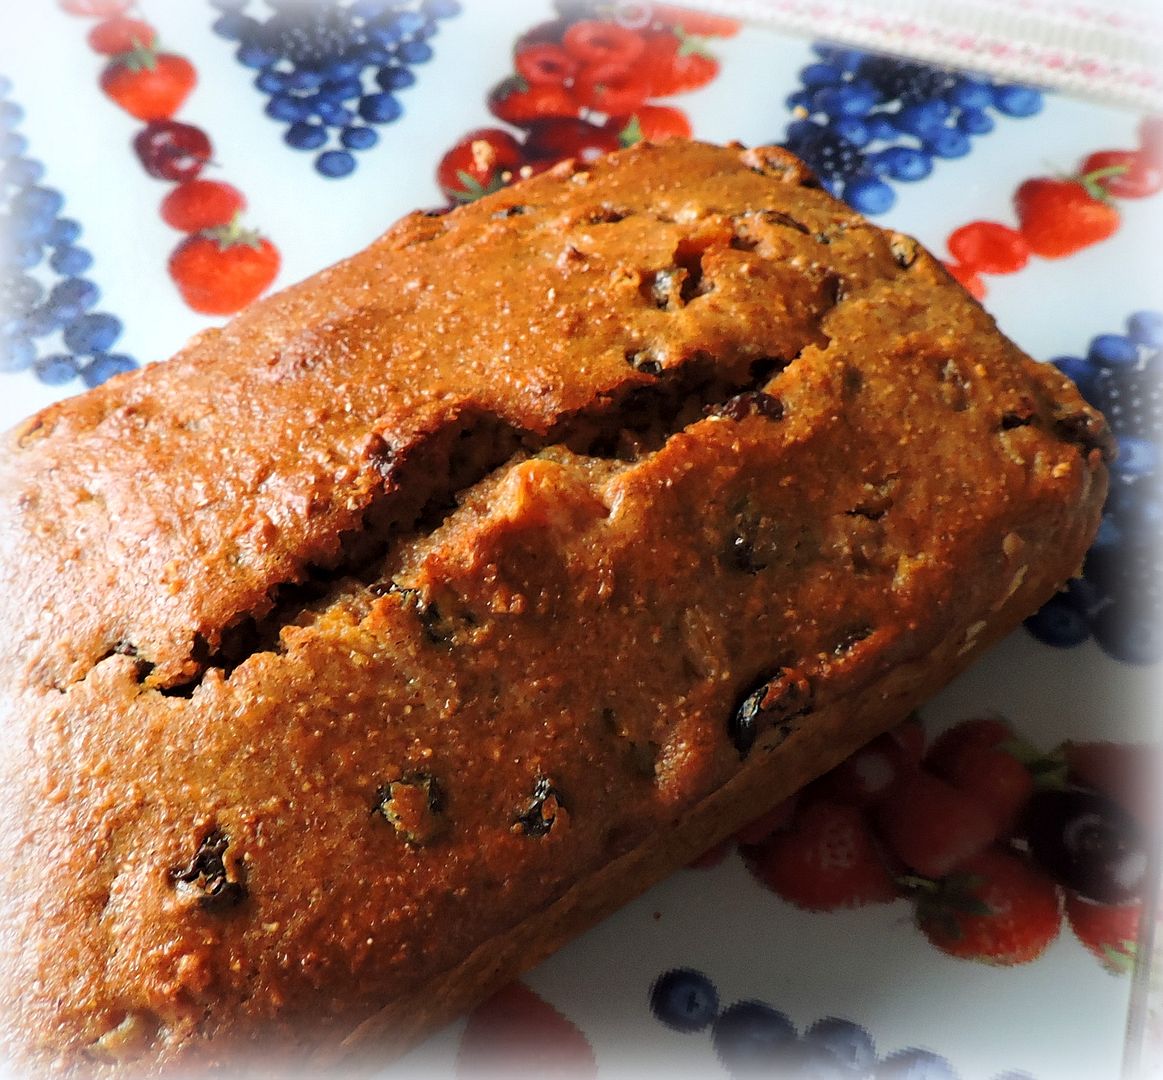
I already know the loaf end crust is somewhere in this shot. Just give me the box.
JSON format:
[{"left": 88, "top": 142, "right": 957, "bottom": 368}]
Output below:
[{"left": 0, "top": 140, "right": 1110, "bottom": 1075}]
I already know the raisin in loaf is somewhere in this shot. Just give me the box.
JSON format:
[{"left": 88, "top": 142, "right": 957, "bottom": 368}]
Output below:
[{"left": 0, "top": 140, "right": 1110, "bottom": 1076}]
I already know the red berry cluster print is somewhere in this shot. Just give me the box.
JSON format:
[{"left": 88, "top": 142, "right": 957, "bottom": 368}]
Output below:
[
  {"left": 694, "top": 715, "right": 1157, "bottom": 974},
  {"left": 435, "top": 2, "right": 738, "bottom": 204},
  {"left": 944, "top": 116, "right": 1163, "bottom": 299},
  {"left": 59, "top": 0, "right": 281, "bottom": 316}
]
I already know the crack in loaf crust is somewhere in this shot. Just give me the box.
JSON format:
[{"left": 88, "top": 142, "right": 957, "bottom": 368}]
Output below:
[{"left": 0, "top": 141, "right": 1110, "bottom": 1074}]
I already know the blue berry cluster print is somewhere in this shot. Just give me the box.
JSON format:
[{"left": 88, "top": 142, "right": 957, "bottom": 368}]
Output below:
[
  {"left": 210, "top": 0, "right": 461, "bottom": 177},
  {"left": 1025, "top": 313, "right": 1162, "bottom": 665},
  {"left": 0, "top": 78, "right": 137, "bottom": 389},
  {"left": 649, "top": 968, "right": 1036, "bottom": 1078},
  {"left": 782, "top": 46, "right": 1043, "bottom": 214}
]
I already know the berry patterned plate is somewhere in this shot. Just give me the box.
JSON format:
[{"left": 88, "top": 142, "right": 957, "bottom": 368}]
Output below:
[{"left": 1, "top": 3, "right": 1160, "bottom": 1079}]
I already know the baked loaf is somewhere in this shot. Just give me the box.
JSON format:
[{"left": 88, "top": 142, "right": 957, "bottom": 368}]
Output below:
[{"left": 0, "top": 140, "right": 1110, "bottom": 1076}]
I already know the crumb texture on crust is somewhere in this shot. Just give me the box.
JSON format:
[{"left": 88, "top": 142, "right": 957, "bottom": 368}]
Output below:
[{"left": 0, "top": 141, "right": 1109, "bottom": 1075}]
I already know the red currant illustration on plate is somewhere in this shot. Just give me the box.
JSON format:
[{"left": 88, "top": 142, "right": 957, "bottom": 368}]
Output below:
[{"left": 434, "top": 2, "right": 738, "bottom": 205}]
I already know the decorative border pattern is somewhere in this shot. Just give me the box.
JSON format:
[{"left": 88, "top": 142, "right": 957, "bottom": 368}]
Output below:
[{"left": 694, "top": 0, "right": 1163, "bottom": 110}]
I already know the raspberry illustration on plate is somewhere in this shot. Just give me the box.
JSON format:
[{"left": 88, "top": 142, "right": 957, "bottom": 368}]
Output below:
[
  {"left": 639, "top": 27, "right": 720, "bottom": 97},
  {"left": 604, "top": 105, "right": 692, "bottom": 143},
  {"left": 210, "top": 0, "right": 461, "bottom": 177},
  {"left": 434, "top": 1, "right": 736, "bottom": 205}
]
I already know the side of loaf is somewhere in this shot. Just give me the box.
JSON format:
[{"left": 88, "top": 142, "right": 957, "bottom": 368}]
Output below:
[{"left": 0, "top": 140, "right": 1110, "bottom": 1075}]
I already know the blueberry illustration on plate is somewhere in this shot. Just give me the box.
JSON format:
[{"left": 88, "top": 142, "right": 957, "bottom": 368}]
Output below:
[
  {"left": 781, "top": 48, "right": 1042, "bottom": 214},
  {"left": 1030, "top": 313, "right": 1161, "bottom": 663},
  {"left": 213, "top": 0, "right": 460, "bottom": 176},
  {"left": 649, "top": 968, "right": 719, "bottom": 1033},
  {"left": 0, "top": 79, "right": 137, "bottom": 387},
  {"left": 712, "top": 1000, "right": 799, "bottom": 1074}
]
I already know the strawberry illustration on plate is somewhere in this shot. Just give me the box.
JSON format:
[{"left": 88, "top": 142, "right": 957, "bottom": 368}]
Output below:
[
  {"left": 649, "top": 4, "right": 741, "bottom": 37},
  {"left": 1013, "top": 168, "right": 1123, "bottom": 258},
  {"left": 875, "top": 770, "right": 996, "bottom": 879},
  {"left": 87, "top": 16, "right": 156, "bottom": 55},
  {"left": 436, "top": 128, "right": 526, "bottom": 203},
  {"left": 743, "top": 798, "right": 899, "bottom": 911},
  {"left": 1064, "top": 891, "right": 1140, "bottom": 975},
  {"left": 160, "top": 180, "right": 246, "bottom": 233},
  {"left": 605, "top": 106, "right": 692, "bottom": 145},
  {"left": 168, "top": 222, "right": 280, "bottom": 316},
  {"left": 923, "top": 717, "right": 1037, "bottom": 837},
  {"left": 810, "top": 730, "right": 917, "bottom": 807},
  {"left": 1081, "top": 149, "right": 1163, "bottom": 198},
  {"left": 640, "top": 29, "right": 720, "bottom": 97},
  {"left": 946, "top": 221, "right": 1030, "bottom": 275},
  {"left": 925, "top": 716, "right": 1016, "bottom": 777},
  {"left": 100, "top": 44, "right": 196, "bottom": 121},
  {"left": 488, "top": 76, "right": 576, "bottom": 127},
  {"left": 60, "top": 0, "right": 130, "bottom": 13},
  {"left": 944, "top": 262, "right": 985, "bottom": 300},
  {"left": 572, "top": 63, "right": 650, "bottom": 115},
  {"left": 523, "top": 119, "right": 621, "bottom": 165},
  {"left": 914, "top": 849, "right": 1062, "bottom": 965},
  {"left": 457, "top": 981, "right": 597, "bottom": 1079}
]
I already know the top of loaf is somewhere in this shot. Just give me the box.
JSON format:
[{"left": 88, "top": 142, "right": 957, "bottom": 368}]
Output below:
[{"left": 0, "top": 140, "right": 1107, "bottom": 698}]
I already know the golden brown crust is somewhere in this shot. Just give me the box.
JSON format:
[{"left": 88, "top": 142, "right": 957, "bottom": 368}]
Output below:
[{"left": 0, "top": 141, "right": 1109, "bottom": 1075}]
